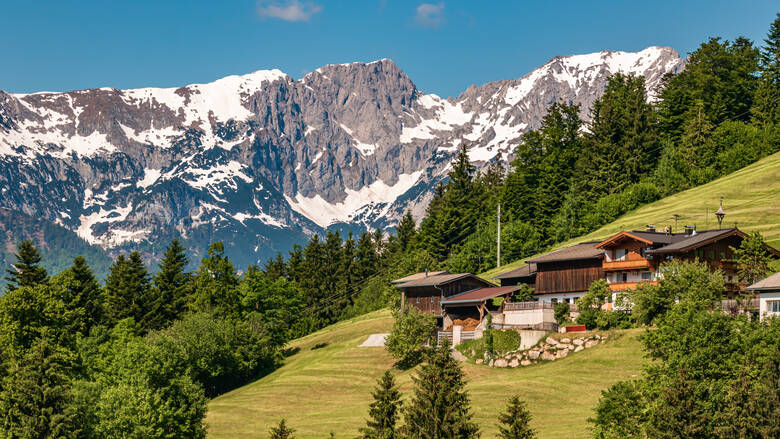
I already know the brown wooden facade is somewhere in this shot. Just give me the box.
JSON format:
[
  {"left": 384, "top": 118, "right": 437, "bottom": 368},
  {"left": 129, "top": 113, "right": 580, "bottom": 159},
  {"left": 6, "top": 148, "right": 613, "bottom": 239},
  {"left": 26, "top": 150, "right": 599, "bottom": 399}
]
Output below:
[
  {"left": 398, "top": 275, "right": 494, "bottom": 316},
  {"left": 534, "top": 259, "right": 604, "bottom": 295}
]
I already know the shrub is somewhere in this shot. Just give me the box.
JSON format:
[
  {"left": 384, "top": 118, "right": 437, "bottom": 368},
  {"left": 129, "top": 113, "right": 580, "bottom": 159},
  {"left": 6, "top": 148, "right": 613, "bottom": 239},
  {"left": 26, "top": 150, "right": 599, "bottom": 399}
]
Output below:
[
  {"left": 492, "top": 330, "right": 523, "bottom": 356},
  {"left": 554, "top": 302, "right": 570, "bottom": 324},
  {"left": 385, "top": 306, "right": 435, "bottom": 368}
]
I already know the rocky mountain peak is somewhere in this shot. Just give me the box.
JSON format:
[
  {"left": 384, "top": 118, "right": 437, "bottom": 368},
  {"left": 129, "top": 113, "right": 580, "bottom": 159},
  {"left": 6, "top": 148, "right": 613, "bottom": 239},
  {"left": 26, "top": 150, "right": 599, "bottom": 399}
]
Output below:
[{"left": 0, "top": 47, "right": 685, "bottom": 268}]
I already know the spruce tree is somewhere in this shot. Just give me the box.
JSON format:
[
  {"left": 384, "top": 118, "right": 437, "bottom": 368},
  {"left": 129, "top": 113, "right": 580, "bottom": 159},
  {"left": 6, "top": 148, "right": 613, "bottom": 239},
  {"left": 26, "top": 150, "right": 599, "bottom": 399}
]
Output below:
[
  {"left": 762, "top": 13, "right": 780, "bottom": 86},
  {"left": 395, "top": 211, "right": 417, "bottom": 253},
  {"left": 56, "top": 255, "right": 104, "bottom": 335},
  {"left": 402, "top": 344, "right": 480, "bottom": 439},
  {"left": 147, "top": 239, "right": 191, "bottom": 330},
  {"left": 191, "top": 242, "right": 240, "bottom": 317},
  {"left": 264, "top": 252, "right": 287, "bottom": 281},
  {"left": 359, "top": 371, "right": 402, "bottom": 439},
  {"left": 269, "top": 418, "right": 295, "bottom": 439},
  {"left": 0, "top": 339, "right": 78, "bottom": 438},
  {"left": 4, "top": 240, "right": 49, "bottom": 292},
  {"left": 104, "top": 252, "right": 152, "bottom": 326},
  {"left": 496, "top": 395, "right": 536, "bottom": 439}
]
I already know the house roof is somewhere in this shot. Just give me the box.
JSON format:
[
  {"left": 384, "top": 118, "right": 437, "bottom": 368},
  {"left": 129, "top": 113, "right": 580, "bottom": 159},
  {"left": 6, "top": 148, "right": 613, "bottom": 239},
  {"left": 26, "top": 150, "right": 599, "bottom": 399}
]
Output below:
[
  {"left": 493, "top": 264, "right": 537, "bottom": 280},
  {"left": 747, "top": 272, "right": 780, "bottom": 291},
  {"left": 441, "top": 286, "right": 521, "bottom": 305},
  {"left": 391, "top": 271, "right": 448, "bottom": 284},
  {"left": 526, "top": 242, "right": 603, "bottom": 264},
  {"left": 394, "top": 272, "right": 493, "bottom": 288},
  {"left": 596, "top": 230, "right": 687, "bottom": 248},
  {"left": 647, "top": 228, "right": 745, "bottom": 255}
]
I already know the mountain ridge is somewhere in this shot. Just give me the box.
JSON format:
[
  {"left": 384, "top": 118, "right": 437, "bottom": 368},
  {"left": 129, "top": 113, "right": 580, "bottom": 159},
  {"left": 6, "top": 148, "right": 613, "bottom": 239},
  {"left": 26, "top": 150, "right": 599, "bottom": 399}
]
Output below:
[{"left": 0, "top": 46, "right": 685, "bottom": 267}]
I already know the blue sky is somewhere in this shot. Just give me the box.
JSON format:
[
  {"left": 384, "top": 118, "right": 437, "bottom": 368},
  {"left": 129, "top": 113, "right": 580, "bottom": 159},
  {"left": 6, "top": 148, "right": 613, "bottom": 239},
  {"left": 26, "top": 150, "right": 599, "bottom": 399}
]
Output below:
[{"left": 2, "top": 1, "right": 777, "bottom": 98}]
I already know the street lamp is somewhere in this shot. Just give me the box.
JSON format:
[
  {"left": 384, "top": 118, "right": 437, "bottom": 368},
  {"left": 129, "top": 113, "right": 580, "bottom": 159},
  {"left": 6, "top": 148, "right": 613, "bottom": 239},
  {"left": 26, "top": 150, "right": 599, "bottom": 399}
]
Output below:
[{"left": 715, "top": 197, "right": 726, "bottom": 229}]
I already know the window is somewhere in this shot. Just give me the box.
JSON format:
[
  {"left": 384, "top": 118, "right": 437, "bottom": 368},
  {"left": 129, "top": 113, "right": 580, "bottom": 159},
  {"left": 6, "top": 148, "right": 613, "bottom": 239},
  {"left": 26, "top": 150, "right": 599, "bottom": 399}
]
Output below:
[
  {"left": 622, "top": 273, "right": 628, "bottom": 282},
  {"left": 770, "top": 301, "right": 780, "bottom": 313},
  {"left": 708, "top": 250, "right": 715, "bottom": 260},
  {"left": 551, "top": 298, "right": 558, "bottom": 304},
  {"left": 641, "top": 272, "right": 652, "bottom": 281},
  {"left": 416, "top": 297, "right": 420, "bottom": 303},
  {"left": 615, "top": 249, "right": 628, "bottom": 260},
  {"left": 720, "top": 251, "right": 726, "bottom": 259}
]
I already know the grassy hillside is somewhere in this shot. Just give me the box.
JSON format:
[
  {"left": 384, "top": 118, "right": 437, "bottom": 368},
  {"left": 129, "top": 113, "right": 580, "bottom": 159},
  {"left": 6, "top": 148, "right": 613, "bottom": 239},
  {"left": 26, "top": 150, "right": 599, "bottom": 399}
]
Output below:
[
  {"left": 207, "top": 310, "right": 645, "bottom": 438},
  {"left": 484, "top": 150, "right": 780, "bottom": 280}
]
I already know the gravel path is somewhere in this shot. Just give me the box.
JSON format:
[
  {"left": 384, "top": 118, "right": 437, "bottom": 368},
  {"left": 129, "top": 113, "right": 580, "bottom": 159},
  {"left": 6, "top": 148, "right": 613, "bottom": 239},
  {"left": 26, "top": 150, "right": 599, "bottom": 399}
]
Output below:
[{"left": 359, "top": 333, "right": 389, "bottom": 347}]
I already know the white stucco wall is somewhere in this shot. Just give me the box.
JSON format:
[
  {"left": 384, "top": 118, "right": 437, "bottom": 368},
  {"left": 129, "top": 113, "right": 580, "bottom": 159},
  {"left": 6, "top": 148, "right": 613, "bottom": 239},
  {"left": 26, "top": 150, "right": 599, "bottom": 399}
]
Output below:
[
  {"left": 759, "top": 291, "right": 780, "bottom": 321},
  {"left": 503, "top": 308, "right": 556, "bottom": 326},
  {"left": 534, "top": 292, "right": 584, "bottom": 304}
]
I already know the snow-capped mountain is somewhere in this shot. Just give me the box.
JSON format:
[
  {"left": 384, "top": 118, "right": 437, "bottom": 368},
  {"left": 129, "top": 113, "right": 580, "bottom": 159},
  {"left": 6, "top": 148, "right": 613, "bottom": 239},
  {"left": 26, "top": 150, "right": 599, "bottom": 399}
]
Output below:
[{"left": 0, "top": 46, "right": 685, "bottom": 266}]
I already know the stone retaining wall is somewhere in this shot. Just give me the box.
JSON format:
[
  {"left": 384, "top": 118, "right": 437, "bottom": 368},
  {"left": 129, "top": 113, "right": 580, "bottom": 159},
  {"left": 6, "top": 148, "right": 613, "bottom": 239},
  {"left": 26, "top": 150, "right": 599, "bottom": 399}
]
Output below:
[{"left": 476, "top": 334, "right": 607, "bottom": 368}]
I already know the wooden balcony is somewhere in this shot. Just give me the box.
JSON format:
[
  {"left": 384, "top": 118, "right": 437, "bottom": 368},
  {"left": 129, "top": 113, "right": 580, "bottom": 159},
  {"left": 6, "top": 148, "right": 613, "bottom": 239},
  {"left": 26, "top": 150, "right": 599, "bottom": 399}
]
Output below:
[
  {"left": 603, "top": 259, "right": 652, "bottom": 271},
  {"left": 608, "top": 281, "right": 658, "bottom": 291}
]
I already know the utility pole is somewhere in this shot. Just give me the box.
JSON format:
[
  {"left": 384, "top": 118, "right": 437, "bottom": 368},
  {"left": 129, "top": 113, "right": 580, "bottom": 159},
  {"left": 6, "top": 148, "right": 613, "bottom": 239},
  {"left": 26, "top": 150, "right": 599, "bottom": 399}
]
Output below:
[{"left": 497, "top": 202, "right": 501, "bottom": 268}]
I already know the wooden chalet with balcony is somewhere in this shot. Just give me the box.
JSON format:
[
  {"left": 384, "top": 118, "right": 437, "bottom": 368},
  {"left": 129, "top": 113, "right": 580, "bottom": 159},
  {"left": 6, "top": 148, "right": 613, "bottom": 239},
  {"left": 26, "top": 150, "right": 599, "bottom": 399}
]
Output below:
[
  {"left": 596, "top": 227, "right": 780, "bottom": 297},
  {"left": 523, "top": 242, "right": 604, "bottom": 305},
  {"left": 392, "top": 271, "right": 494, "bottom": 321}
]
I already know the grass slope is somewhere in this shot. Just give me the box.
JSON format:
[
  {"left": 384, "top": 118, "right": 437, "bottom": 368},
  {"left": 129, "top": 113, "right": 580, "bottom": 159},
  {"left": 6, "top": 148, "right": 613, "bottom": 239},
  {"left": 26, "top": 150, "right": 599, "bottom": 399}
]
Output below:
[
  {"left": 207, "top": 310, "right": 645, "bottom": 438},
  {"left": 483, "top": 150, "right": 780, "bottom": 280}
]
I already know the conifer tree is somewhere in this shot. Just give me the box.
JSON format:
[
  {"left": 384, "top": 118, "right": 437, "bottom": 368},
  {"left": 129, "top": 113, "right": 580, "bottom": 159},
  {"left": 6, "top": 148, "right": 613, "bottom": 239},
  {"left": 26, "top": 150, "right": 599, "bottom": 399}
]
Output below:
[
  {"left": 269, "top": 418, "right": 295, "bottom": 439},
  {"left": 147, "top": 239, "right": 191, "bottom": 330},
  {"left": 191, "top": 242, "right": 240, "bottom": 317},
  {"left": 359, "top": 371, "right": 402, "bottom": 439},
  {"left": 264, "top": 252, "right": 287, "bottom": 281},
  {"left": 0, "top": 339, "right": 78, "bottom": 438},
  {"left": 56, "top": 255, "right": 104, "bottom": 335},
  {"left": 395, "top": 211, "right": 417, "bottom": 253},
  {"left": 761, "top": 13, "right": 780, "bottom": 85},
  {"left": 4, "top": 240, "right": 49, "bottom": 292},
  {"left": 496, "top": 395, "right": 536, "bottom": 439},
  {"left": 402, "top": 344, "right": 480, "bottom": 439},
  {"left": 104, "top": 251, "right": 151, "bottom": 326}
]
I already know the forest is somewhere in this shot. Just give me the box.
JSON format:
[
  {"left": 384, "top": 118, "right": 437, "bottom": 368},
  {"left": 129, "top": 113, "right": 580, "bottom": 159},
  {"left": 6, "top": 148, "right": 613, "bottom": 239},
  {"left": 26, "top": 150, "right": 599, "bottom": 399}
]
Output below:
[{"left": 0, "top": 13, "right": 778, "bottom": 438}]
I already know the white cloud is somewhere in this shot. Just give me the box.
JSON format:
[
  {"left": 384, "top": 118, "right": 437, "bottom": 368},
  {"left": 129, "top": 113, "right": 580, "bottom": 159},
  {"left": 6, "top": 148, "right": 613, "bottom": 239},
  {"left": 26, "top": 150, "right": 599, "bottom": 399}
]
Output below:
[
  {"left": 414, "top": 2, "right": 445, "bottom": 28},
  {"left": 257, "top": 0, "right": 323, "bottom": 22}
]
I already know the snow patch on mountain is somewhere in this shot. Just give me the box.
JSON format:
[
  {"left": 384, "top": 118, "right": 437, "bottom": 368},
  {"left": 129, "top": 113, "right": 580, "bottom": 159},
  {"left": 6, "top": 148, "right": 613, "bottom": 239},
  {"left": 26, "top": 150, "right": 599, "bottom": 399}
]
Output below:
[{"left": 285, "top": 171, "right": 424, "bottom": 227}]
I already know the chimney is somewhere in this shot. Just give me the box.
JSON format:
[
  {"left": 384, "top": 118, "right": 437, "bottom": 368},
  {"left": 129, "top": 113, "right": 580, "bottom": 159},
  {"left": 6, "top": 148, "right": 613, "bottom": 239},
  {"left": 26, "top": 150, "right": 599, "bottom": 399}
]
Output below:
[
  {"left": 646, "top": 224, "right": 656, "bottom": 232},
  {"left": 425, "top": 268, "right": 428, "bottom": 278},
  {"left": 684, "top": 225, "right": 697, "bottom": 235}
]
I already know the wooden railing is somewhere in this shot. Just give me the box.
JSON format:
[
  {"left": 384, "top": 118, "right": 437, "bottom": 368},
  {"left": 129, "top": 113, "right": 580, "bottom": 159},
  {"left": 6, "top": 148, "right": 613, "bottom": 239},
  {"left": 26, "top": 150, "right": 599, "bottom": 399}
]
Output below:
[
  {"left": 608, "top": 281, "right": 658, "bottom": 291},
  {"left": 718, "top": 298, "right": 759, "bottom": 311},
  {"left": 603, "top": 259, "right": 652, "bottom": 271},
  {"left": 503, "top": 301, "right": 554, "bottom": 311}
]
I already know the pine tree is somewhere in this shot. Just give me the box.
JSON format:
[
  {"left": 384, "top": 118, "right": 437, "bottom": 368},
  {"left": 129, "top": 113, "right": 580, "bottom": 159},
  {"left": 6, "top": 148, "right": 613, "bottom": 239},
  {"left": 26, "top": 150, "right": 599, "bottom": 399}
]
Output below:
[
  {"left": 56, "top": 255, "right": 104, "bottom": 335},
  {"left": 4, "top": 240, "right": 49, "bottom": 292},
  {"left": 147, "top": 239, "right": 191, "bottom": 330},
  {"left": 359, "top": 371, "right": 402, "bottom": 439},
  {"left": 762, "top": 13, "right": 780, "bottom": 86},
  {"left": 269, "top": 418, "right": 295, "bottom": 439},
  {"left": 264, "top": 252, "right": 287, "bottom": 281},
  {"left": 402, "top": 344, "right": 480, "bottom": 439},
  {"left": 395, "top": 211, "right": 417, "bottom": 253},
  {"left": 732, "top": 231, "right": 773, "bottom": 286},
  {"left": 496, "top": 395, "right": 536, "bottom": 439},
  {"left": 0, "top": 339, "right": 79, "bottom": 438},
  {"left": 104, "top": 252, "right": 152, "bottom": 326},
  {"left": 191, "top": 242, "right": 240, "bottom": 317}
]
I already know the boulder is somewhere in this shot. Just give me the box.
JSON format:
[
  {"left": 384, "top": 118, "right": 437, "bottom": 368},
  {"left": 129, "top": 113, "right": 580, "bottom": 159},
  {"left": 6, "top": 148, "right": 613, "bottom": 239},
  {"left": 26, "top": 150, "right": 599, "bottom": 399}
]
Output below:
[
  {"left": 595, "top": 334, "right": 602, "bottom": 340},
  {"left": 541, "top": 351, "right": 556, "bottom": 361},
  {"left": 585, "top": 340, "right": 599, "bottom": 348},
  {"left": 520, "top": 359, "right": 531, "bottom": 366},
  {"left": 559, "top": 343, "right": 573, "bottom": 350},
  {"left": 574, "top": 346, "right": 584, "bottom": 353},
  {"left": 489, "top": 359, "right": 495, "bottom": 367},
  {"left": 573, "top": 338, "right": 584, "bottom": 346},
  {"left": 509, "top": 358, "right": 519, "bottom": 368},
  {"left": 495, "top": 358, "right": 508, "bottom": 368},
  {"left": 527, "top": 350, "right": 541, "bottom": 360},
  {"left": 561, "top": 338, "right": 571, "bottom": 344},
  {"left": 475, "top": 358, "right": 484, "bottom": 364},
  {"left": 556, "top": 349, "right": 569, "bottom": 359},
  {"left": 545, "top": 337, "right": 559, "bottom": 346}
]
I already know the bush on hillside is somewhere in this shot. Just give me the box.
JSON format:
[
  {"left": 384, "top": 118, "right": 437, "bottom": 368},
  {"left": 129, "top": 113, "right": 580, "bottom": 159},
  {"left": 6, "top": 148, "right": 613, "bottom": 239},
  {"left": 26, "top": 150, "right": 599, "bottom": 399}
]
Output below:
[{"left": 385, "top": 306, "right": 435, "bottom": 368}]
